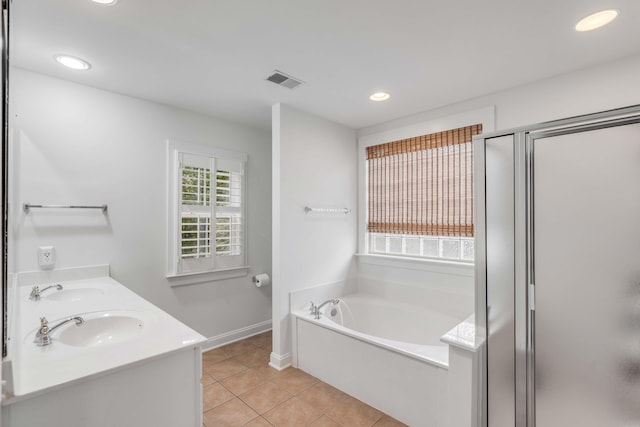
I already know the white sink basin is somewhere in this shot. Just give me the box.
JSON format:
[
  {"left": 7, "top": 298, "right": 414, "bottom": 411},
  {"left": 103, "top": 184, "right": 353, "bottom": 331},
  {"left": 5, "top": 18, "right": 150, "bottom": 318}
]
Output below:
[
  {"left": 46, "top": 288, "right": 105, "bottom": 302},
  {"left": 58, "top": 314, "right": 144, "bottom": 347}
]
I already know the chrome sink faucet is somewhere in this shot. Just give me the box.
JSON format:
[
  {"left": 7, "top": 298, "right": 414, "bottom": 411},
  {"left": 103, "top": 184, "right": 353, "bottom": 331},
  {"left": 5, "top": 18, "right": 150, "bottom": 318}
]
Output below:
[
  {"left": 34, "top": 316, "right": 84, "bottom": 346},
  {"left": 29, "top": 284, "right": 63, "bottom": 301},
  {"left": 310, "top": 298, "right": 340, "bottom": 319}
]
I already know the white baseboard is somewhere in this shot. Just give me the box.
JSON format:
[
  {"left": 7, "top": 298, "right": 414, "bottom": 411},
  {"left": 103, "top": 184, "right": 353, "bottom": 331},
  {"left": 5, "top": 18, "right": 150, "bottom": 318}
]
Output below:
[
  {"left": 269, "top": 352, "right": 292, "bottom": 371},
  {"left": 201, "top": 320, "right": 272, "bottom": 352}
]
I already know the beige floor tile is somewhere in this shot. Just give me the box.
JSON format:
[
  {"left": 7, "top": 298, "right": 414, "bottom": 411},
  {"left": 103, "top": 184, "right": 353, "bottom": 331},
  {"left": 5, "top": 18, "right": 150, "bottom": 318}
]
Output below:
[
  {"left": 252, "top": 365, "right": 283, "bottom": 380},
  {"left": 374, "top": 415, "right": 409, "bottom": 426},
  {"left": 243, "top": 416, "right": 274, "bottom": 426},
  {"left": 202, "top": 356, "right": 219, "bottom": 372},
  {"left": 309, "top": 415, "right": 341, "bottom": 427},
  {"left": 263, "top": 397, "right": 323, "bottom": 427},
  {"left": 201, "top": 372, "right": 216, "bottom": 386},
  {"left": 244, "top": 332, "right": 272, "bottom": 349},
  {"left": 203, "top": 382, "right": 235, "bottom": 412},
  {"left": 270, "top": 368, "right": 319, "bottom": 395},
  {"left": 221, "top": 368, "right": 268, "bottom": 395},
  {"left": 325, "top": 396, "right": 384, "bottom": 427},
  {"left": 221, "top": 340, "right": 259, "bottom": 357},
  {"left": 297, "top": 382, "right": 351, "bottom": 413},
  {"left": 233, "top": 347, "right": 272, "bottom": 368},
  {"left": 203, "top": 346, "right": 232, "bottom": 363},
  {"left": 239, "top": 381, "right": 293, "bottom": 414},
  {"left": 205, "top": 358, "right": 249, "bottom": 380},
  {"left": 203, "top": 398, "right": 258, "bottom": 427}
]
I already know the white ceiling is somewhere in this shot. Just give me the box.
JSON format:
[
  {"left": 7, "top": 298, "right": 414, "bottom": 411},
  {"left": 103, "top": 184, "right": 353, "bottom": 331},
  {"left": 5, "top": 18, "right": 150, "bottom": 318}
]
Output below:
[{"left": 10, "top": 0, "right": 640, "bottom": 131}]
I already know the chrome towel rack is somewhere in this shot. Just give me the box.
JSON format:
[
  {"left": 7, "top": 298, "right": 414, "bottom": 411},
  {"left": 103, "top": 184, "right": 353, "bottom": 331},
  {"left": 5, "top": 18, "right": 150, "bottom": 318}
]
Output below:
[
  {"left": 304, "top": 206, "right": 351, "bottom": 214},
  {"left": 23, "top": 203, "right": 108, "bottom": 213}
]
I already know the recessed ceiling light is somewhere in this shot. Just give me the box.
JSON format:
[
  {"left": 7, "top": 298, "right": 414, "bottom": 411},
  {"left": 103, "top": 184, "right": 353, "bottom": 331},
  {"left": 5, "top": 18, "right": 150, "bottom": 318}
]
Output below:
[
  {"left": 91, "top": 0, "right": 117, "bottom": 4},
  {"left": 54, "top": 55, "right": 91, "bottom": 70},
  {"left": 370, "top": 92, "right": 390, "bottom": 102},
  {"left": 575, "top": 9, "right": 619, "bottom": 32}
]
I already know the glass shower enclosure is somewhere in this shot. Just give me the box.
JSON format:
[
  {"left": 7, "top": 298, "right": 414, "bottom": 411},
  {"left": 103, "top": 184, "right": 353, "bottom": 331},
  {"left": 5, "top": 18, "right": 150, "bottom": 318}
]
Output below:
[{"left": 477, "top": 105, "right": 640, "bottom": 426}]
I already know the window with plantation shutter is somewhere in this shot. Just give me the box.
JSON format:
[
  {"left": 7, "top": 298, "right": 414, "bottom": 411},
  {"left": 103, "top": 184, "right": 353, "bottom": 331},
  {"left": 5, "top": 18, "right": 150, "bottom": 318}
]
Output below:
[
  {"left": 168, "top": 141, "right": 247, "bottom": 280},
  {"left": 366, "top": 124, "right": 482, "bottom": 262}
]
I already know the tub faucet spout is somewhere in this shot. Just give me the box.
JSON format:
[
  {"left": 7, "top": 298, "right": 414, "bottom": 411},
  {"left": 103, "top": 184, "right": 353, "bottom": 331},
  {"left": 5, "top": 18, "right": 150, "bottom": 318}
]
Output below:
[{"left": 311, "top": 298, "right": 340, "bottom": 319}]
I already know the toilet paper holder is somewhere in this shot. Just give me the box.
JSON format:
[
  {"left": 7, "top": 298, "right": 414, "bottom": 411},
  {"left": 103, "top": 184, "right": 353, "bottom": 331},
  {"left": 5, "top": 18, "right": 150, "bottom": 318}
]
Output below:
[{"left": 252, "top": 273, "right": 270, "bottom": 287}]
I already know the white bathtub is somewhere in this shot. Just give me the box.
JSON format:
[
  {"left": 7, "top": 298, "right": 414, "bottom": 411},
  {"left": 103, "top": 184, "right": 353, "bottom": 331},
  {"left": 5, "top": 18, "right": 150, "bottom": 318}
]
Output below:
[{"left": 292, "top": 292, "right": 472, "bottom": 427}]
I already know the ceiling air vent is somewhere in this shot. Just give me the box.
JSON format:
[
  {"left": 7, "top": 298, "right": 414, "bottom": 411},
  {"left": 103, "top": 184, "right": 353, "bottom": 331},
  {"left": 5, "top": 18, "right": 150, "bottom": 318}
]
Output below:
[{"left": 266, "top": 70, "right": 304, "bottom": 89}]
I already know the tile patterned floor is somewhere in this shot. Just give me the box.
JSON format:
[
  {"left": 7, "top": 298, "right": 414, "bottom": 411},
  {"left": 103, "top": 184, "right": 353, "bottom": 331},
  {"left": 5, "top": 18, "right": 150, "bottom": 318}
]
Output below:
[{"left": 201, "top": 331, "right": 407, "bottom": 427}]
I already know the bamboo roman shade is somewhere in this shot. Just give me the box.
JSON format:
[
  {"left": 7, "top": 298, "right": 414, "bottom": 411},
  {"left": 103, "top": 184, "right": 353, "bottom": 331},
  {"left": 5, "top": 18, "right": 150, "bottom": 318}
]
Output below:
[{"left": 366, "top": 124, "right": 482, "bottom": 237}]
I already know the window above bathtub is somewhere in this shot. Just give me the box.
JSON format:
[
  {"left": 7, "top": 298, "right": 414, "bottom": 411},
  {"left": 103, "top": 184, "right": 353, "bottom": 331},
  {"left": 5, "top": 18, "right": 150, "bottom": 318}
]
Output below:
[
  {"left": 166, "top": 140, "right": 249, "bottom": 285},
  {"left": 358, "top": 107, "right": 495, "bottom": 265},
  {"left": 368, "top": 233, "right": 475, "bottom": 262}
]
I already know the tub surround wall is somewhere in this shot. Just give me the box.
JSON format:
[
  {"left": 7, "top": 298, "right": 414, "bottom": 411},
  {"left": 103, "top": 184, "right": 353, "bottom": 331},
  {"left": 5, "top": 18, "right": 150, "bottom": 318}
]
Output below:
[
  {"left": 10, "top": 69, "right": 272, "bottom": 342},
  {"left": 289, "top": 277, "right": 357, "bottom": 315},
  {"left": 272, "top": 103, "right": 357, "bottom": 369},
  {"left": 356, "top": 256, "right": 474, "bottom": 320},
  {"left": 441, "top": 315, "right": 484, "bottom": 427}
]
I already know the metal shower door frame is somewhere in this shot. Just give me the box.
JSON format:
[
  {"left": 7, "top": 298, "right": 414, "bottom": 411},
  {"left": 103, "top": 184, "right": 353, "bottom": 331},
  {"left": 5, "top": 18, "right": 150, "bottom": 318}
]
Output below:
[
  {"left": 480, "top": 104, "right": 640, "bottom": 427},
  {"left": 523, "top": 112, "right": 640, "bottom": 427}
]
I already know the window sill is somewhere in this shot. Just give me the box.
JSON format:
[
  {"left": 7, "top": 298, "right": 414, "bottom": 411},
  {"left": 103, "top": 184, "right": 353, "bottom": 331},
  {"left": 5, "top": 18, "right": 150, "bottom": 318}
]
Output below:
[
  {"left": 355, "top": 253, "right": 474, "bottom": 277},
  {"left": 167, "top": 266, "right": 250, "bottom": 287}
]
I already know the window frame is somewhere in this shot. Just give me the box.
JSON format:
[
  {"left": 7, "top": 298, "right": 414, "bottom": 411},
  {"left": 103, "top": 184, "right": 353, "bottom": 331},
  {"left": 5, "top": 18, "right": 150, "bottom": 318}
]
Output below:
[
  {"left": 166, "top": 140, "right": 249, "bottom": 286},
  {"left": 357, "top": 107, "right": 495, "bottom": 267}
]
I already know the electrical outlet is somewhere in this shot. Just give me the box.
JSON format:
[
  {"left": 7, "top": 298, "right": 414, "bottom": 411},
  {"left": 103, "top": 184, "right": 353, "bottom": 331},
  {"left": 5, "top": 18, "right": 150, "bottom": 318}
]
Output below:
[{"left": 38, "top": 246, "right": 55, "bottom": 270}]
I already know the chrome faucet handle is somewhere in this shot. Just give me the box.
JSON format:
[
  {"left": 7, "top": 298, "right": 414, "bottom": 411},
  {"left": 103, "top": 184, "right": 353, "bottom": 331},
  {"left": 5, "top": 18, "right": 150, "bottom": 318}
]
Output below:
[
  {"left": 308, "top": 301, "right": 317, "bottom": 314},
  {"left": 35, "top": 317, "right": 52, "bottom": 346},
  {"left": 312, "top": 298, "right": 341, "bottom": 319}
]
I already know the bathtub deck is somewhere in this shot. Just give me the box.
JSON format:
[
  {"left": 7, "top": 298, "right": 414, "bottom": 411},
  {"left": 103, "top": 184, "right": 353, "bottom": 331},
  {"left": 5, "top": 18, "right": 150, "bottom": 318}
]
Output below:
[{"left": 201, "top": 331, "right": 407, "bottom": 426}]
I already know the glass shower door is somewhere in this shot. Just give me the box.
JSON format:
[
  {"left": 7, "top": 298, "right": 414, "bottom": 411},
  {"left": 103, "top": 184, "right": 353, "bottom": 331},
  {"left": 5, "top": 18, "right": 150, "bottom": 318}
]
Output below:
[{"left": 532, "top": 122, "right": 640, "bottom": 426}]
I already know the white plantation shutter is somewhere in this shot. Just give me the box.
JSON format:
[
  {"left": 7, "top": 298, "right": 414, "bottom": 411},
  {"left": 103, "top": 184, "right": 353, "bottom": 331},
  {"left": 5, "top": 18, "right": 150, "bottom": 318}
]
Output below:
[
  {"left": 213, "top": 158, "right": 244, "bottom": 269},
  {"left": 181, "top": 214, "right": 211, "bottom": 259},
  {"left": 177, "top": 152, "right": 245, "bottom": 274},
  {"left": 215, "top": 169, "right": 242, "bottom": 257}
]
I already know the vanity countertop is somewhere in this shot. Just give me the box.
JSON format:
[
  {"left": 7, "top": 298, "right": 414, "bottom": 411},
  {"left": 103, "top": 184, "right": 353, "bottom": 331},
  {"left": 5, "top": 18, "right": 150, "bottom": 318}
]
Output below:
[{"left": 6, "top": 275, "right": 206, "bottom": 402}]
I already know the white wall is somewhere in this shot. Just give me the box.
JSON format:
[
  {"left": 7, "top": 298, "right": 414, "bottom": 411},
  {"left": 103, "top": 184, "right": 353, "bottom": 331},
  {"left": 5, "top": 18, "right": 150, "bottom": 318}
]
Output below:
[
  {"left": 9, "top": 69, "right": 272, "bottom": 341},
  {"left": 271, "top": 103, "right": 357, "bottom": 367},
  {"left": 360, "top": 54, "right": 640, "bottom": 137}
]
